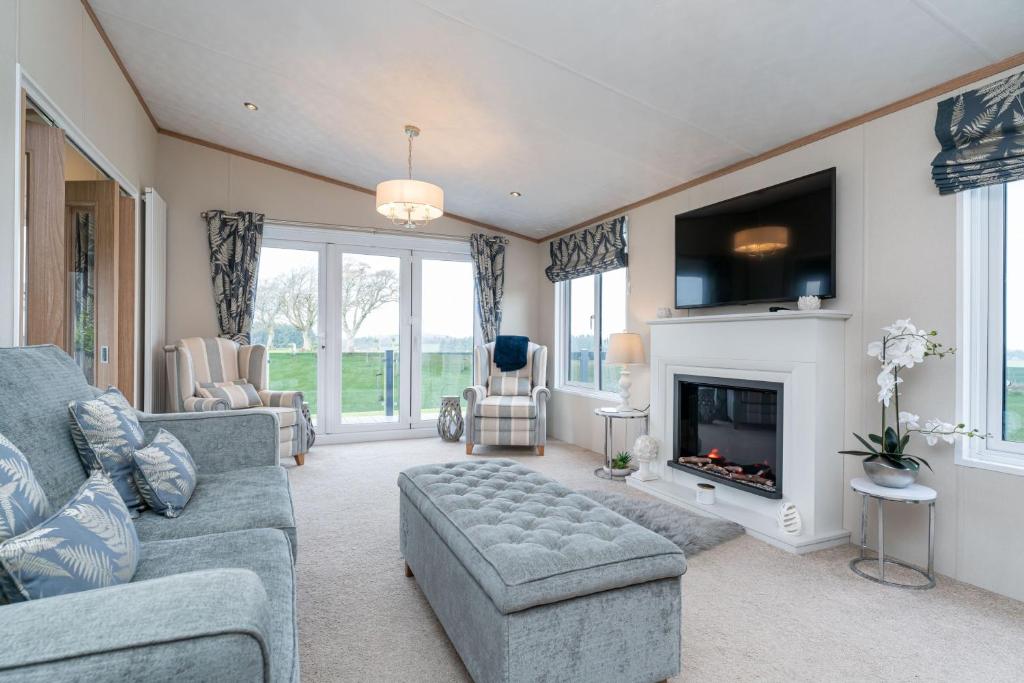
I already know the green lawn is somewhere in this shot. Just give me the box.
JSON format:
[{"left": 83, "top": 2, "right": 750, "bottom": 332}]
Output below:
[{"left": 267, "top": 351, "right": 472, "bottom": 418}]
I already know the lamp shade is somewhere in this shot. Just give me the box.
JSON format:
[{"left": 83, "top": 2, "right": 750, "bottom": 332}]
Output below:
[
  {"left": 606, "top": 332, "right": 645, "bottom": 365},
  {"left": 375, "top": 179, "right": 444, "bottom": 223}
]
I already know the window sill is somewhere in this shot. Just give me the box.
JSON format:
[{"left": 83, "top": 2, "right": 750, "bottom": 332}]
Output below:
[
  {"left": 956, "top": 448, "right": 1024, "bottom": 477},
  {"left": 554, "top": 384, "right": 622, "bottom": 403}
]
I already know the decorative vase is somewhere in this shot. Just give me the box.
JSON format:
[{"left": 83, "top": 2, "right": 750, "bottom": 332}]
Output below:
[
  {"left": 632, "top": 435, "right": 660, "bottom": 481},
  {"left": 437, "top": 396, "right": 464, "bottom": 442},
  {"left": 862, "top": 455, "right": 919, "bottom": 488},
  {"left": 797, "top": 295, "right": 821, "bottom": 310}
]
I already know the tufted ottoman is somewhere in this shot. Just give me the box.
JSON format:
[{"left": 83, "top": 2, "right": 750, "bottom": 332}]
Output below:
[{"left": 398, "top": 459, "right": 686, "bottom": 683}]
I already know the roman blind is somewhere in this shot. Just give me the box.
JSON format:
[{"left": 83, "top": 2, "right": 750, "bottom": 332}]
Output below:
[{"left": 544, "top": 215, "right": 628, "bottom": 283}]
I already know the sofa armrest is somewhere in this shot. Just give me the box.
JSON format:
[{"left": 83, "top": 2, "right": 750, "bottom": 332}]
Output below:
[
  {"left": 183, "top": 396, "right": 230, "bottom": 412},
  {"left": 0, "top": 569, "right": 272, "bottom": 682},
  {"left": 137, "top": 410, "right": 280, "bottom": 472},
  {"left": 463, "top": 385, "right": 485, "bottom": 443},
  {"left": 533, "top": 386, "right": 550, "bottom": 446}
]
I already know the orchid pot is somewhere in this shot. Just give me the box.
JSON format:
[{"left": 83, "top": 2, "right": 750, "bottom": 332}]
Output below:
[{"left": 840, "top": 319, "right": 984, "bottom": 489}]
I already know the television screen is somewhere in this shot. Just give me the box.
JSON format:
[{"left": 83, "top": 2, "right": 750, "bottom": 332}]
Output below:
[{"left": 675, "top": 168, "right": 836, "bottom": 308}]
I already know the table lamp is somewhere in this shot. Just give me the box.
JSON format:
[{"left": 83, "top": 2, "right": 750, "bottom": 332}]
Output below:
[{"left": 606, "top": 332, "right": 645, "bottom": 412}]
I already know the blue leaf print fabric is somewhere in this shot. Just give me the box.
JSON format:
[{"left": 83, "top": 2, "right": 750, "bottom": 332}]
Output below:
[
  {"left": 132, "top": 429, "right": 197, "bottom": 518},
  {"left": 0, "top": 471, "right": 139, "bottom": 602},
  {"left": 68, "top": 387, "right": 146, "bottom": 511},
  {"left": 0, "top": 432, "right": 49, "bottom": 542}
]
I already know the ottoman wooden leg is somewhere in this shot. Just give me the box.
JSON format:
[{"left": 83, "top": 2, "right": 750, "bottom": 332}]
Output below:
[
  {"left": 466, "top": 442, "right": 474, "bottom": 455},
  {"left": 404, "top": 562, "right": 414, "bottom": 578},
  {"left": 535, "top": 445, "right": 544, "bottom": 456},
  {"left": 294, "top": 453, "right": 305, "bottom": 466}
]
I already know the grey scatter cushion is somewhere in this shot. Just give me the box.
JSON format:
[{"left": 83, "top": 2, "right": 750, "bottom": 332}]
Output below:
[
  {"left": 0, "top": 431, "right": 50, "bottom": 541},
  {"left": 197, "top": 379, "right": 261, "bottom": 408},
  {"left": 0, "top": 471, "right": 139, "bottom": 602},
  {"left": 68, "top": 387, "right": 146, "bottom": 511},
  {"left": 488, "top": 375, "right": 531, "bottom": 396},
  {"left": 132, "top": 429, "right": 197, "bottom": 518}
]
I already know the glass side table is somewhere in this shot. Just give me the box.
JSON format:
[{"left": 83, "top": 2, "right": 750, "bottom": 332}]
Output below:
[
  {"left": 849, "top": 477, "right": 937, "bottom": 589},
  {"left": 593, "top": 407, "right": 649, "bottom": 481}
]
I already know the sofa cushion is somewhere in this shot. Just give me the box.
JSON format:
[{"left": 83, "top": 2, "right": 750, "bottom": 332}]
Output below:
[
  {"left": 262, "top": 406, "right": 299, "bottom": 429},
  {"left": 134, "top": 528, "right": 297, "bottom": 683},
  {"left": 0, "top": 346, "right": 93, "bottom": 509},
  {"left": 132, "top": 465, "right": 296, "bottom": 557},
  {"left": 487, "top": 375, "right": 531, "bottom": 397},
  {"left": 0, "top": 432, "right": 50, "bottom": 541},
  {"left": 473, "top": 395, "right": 536, "bottom": 419},
  {"left": 197, "top": 380, "right": 261, "bottom": 409},
  {"left": 0, "top": 472, "right": 139, "bottom": 602},
  {"left": 397, "top": 460, "right": 685, "bottom": 614},
  {"left": 132, "top": 429, "right": 198, "bottom": 518},
  {"left": 68, "top": 387, "right": 147, "bottom": 511}
]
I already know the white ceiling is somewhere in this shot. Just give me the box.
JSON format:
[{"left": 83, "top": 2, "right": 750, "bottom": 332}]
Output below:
[{"left": 90, "top": 0, "right": 1024, "bottom": 238}]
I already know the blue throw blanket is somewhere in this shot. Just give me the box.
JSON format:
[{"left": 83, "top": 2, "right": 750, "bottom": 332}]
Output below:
[{"left": 494, "top": 335, "right": 530, "bottom": 372}]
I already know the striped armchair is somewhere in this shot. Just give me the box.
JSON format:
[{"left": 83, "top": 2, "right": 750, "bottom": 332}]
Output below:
[
  {"left": 165, "top": 337, "right": 311, "bottom": 465},
  {"left": 463, "top": 342, "right": 549, "bottom": 456}
]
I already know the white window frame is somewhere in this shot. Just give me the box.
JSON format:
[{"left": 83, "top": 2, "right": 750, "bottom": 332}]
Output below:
[
  {"left": 555, "top": 269, "right": 625, "bottom": 400},
  {"left": 957, "top": 182, "right": 1024, "bottom": 476}
]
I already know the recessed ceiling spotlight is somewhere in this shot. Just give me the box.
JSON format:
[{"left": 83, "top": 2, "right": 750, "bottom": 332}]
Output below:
[
  {"left": 509, "top": 191, "right": 522, "bottom": 197},
  {"left": 243, "top": 102, "right": 259, "bottom": 111}
]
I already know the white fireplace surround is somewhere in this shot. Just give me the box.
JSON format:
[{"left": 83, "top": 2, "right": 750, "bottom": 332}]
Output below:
[{"left": 629, "top": 310, "right": 852, "bottom": 554}]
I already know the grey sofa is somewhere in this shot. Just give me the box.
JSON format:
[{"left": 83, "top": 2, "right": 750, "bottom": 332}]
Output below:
[{"left": 0, "top": 345, "right": 298, "bottom": 682}]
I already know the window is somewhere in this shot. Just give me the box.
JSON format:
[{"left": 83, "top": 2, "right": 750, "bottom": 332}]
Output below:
[
  {"left": 958, "top": 179, "right": 1024, "bottom": 474},
  {"left": 559, "top": 268, "right": 627, "bottom": 394}
]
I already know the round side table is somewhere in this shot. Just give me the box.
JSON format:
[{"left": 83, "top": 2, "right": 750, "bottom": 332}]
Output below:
[
  {"left": 849, "top": 477, "right": 936, "bottom": 589},
  {"left": 593, "top": 407, "right": 648, "bottom": 481}
]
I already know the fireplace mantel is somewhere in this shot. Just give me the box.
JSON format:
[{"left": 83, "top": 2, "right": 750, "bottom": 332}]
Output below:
[{"left": 630, "top": 308, "right": 852, "bottom": 554}]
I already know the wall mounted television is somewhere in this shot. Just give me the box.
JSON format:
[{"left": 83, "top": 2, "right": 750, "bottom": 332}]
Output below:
[{"left": 674, "top": 167, "right": 836, "bottom": 308}]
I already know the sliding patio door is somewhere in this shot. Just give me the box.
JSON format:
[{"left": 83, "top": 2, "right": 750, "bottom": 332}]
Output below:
[{"left": 255, "top": 229, "right": 477, "bottom": 440}]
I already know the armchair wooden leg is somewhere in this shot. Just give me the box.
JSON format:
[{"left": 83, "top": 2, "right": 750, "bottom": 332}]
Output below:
[
  {"left": 404, "top": 562, "right": 414, "bottom": 578},
  {"left": 535, "top": 445, "right": 544, "bottom": 456},
  {"left": 294, "top": 452, "right": 305, "bottom": 466},
  {"left": 466, "top": 441, "right": 474, "bottom": 455}
]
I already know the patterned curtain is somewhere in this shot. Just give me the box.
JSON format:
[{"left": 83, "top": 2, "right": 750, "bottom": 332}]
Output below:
[
  {"left": 202, "top": 210, "right": 264, "bottom": 344},
  {"left": 931, "top": 69, "right": 1024, "bottom": 194},
  {"left": 469, "top": 234, "right": 508, "bottom": 343},
  {"left": 544, "top": 215, "right": 627, "bottom": 283}
]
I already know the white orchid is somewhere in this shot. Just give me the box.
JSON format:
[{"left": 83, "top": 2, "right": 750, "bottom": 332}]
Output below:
[
  {"left": 898, "top": 412, "right": 920, "bottom": 430},
  {"left": 876, "top": 367, "right": 902, "bottom": 406},
  {"left": 843, "top": 320, "right": 983, "bottom": 479}
]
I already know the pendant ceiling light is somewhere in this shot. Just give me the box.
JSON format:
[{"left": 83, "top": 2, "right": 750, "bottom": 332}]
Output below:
[{"left": 376, "top": 125, "right": 444, "bottom": 229}]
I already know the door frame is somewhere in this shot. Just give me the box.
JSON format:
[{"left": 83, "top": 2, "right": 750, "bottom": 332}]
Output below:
[{"left": 262, "top": 224, "right": 477, "bottom": 441}]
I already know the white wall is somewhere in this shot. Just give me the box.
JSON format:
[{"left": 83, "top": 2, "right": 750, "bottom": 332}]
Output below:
[
  {"left": 539, "top": 67, "right": 1024, "bottom": 601},
  {"left": 156, "top": 134, "right": 542, "bottom": 345},
  {"left": 0, "top": 0, "right": 159, "bottom": 346}
]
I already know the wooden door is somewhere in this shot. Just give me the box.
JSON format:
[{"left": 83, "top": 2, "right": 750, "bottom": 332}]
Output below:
[
  {"left": 117, "top": 195, "right": 136, "bottom": 403},
  {"left": 65, "top": 180, "right": 119, "bottom": 389},
  {"left": 24, "top": 121, "right": 66, "bottom": 347}
]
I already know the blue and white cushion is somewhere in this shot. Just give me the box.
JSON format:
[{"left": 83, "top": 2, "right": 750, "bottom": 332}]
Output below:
[
  {"left": 0, "top": 432, "right": 49, "bottom": 542},
  {"left": 0, "top": 471, "right": 139, "bottom": 602},
  {"left": 131, "top": 429, "right": 197, "bottom": 518},
  {"left": 487, "top": 375, "right": 531, "bottom": 396},
  {"left": 68, "top": 388, "right": 146, "bottom": 511}
]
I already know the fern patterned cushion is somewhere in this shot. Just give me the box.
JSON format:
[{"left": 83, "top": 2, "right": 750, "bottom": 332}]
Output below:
[
  {"left": 68, "top": 387, "right": 146, "bottom": 512},
  {"left": 0, "top": 471, "right": 139, "bottom": 602},
  {"left": 197, "top": 379, "right": 262, "bottom": 409},
  {"left": 0, "top": 432, "right": 49, "bottom": 543},
  {"left": 131, "top": 429, "right": 197, "bottom": 518}
]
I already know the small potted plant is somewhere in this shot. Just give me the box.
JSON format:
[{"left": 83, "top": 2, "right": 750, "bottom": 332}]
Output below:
[
  {"left": 840, "top": 319, "right": 983, "bottom": 488},
  {"left": 608, "top": 451, "right": 633, "bottom": 477}
]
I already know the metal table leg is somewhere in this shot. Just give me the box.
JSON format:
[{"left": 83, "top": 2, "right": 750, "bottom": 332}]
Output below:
[
  {"left": 859, "top": 494, "right": 868, "bottom": 560},
  {"left": 928, "top": 501, "right": 935, "bottom": 583},
  {"left": 877, "top": 498, "right": 885, "bottom": 582}
]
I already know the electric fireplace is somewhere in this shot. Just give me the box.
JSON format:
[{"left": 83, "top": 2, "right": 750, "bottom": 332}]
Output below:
[{"left": 668, "top": 374, "right": 783, "bottom": 499}]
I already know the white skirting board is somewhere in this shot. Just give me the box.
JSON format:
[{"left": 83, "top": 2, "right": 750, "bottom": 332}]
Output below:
[{"left": 627, "top": 475, "right": 850, "bottom": 555}]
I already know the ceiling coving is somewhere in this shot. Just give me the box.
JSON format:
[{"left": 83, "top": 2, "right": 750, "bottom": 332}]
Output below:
[{"left": 88, "top": 0, "right": 1024, "bottom": 238}]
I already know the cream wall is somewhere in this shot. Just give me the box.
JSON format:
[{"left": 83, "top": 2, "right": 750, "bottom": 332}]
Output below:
[
  {"left": 0, "top": 0, "right": 159, "bottom": 346},
  {"left": 156, "top": 134, "right": 542, "bottom": 346},
  {"left": 539, "top": 68, "right": 1024, "bottom": 601}
]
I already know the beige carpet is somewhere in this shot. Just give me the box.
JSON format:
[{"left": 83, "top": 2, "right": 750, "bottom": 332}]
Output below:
[{"left": 287, "top": 438, "right": 1024, "bottom": 682}]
